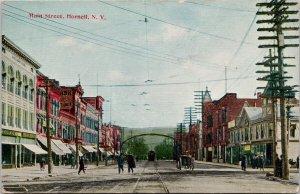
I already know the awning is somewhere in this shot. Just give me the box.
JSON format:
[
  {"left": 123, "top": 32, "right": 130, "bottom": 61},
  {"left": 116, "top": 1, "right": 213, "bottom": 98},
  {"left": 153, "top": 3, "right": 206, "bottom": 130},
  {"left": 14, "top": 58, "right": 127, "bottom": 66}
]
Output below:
[
  {"left": 68, "top": 144, "right": 83, "bottom": 156},
  {"left": 99, "top": 147, "right": 105, "bottom": 153},
  {"left": 52, "top": 139, "right": 72, "bottom": 154},
  {"left": 37, "top": 136, "right": 64, "bottom": 155},
  {"left": 106, "top": 151, "right": 113, "bottom": 156},
  {"left": 82, "top": 145, "right": 97, "bottom": 153},
  {"left": 22, "top": 144, "right": 47, "bottom": 155}
]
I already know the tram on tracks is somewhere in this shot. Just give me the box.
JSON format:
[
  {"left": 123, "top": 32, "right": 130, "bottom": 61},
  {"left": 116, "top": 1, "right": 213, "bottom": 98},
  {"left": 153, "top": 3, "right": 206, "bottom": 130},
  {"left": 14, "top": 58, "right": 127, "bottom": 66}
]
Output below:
[{"left": 148, "top": 150, "right": 156, "bottom": 161}]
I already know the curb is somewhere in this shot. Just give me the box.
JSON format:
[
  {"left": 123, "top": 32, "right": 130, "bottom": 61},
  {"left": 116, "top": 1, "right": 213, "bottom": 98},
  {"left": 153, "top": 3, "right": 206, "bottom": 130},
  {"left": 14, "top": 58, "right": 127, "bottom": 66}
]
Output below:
[
  {"left": 265, "top": 176, "right": 299, "bottom": 185},
  {"left": 3, "top": 165, "right": 109, "bottom": 183}
]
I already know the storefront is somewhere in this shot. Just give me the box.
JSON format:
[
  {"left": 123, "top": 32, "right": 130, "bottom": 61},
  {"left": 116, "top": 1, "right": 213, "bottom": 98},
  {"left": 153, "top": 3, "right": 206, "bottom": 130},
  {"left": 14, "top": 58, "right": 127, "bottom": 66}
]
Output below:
[{"left": 2, "top": 129, "right": 46, "bottom": 168}]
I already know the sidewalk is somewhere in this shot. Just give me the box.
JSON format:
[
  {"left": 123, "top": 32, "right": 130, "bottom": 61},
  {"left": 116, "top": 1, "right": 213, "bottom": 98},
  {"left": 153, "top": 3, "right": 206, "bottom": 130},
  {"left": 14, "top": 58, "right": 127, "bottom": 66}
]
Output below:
[
  {"left": 2, "top": 162, "right": 110, "bottom": 183},
  {"left": 194, "top": 160, "right": 299, "bottom": 185}
]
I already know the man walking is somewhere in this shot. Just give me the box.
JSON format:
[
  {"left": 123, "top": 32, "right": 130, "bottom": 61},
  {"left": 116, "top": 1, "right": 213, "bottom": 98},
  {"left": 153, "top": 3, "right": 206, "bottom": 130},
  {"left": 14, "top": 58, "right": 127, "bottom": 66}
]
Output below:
[
  {"left": 118, "top": 153, "right": 125, "bottom": 174},
  {"left": 78, "top": 157, "right": 85, "bottom": 175}
]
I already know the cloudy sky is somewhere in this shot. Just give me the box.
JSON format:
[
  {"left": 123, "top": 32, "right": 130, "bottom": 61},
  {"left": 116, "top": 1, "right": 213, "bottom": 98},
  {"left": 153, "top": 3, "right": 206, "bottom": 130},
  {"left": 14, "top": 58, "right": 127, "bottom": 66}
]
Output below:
[{"left": 2, "top": 0, "right": 299, "bottom": 128}]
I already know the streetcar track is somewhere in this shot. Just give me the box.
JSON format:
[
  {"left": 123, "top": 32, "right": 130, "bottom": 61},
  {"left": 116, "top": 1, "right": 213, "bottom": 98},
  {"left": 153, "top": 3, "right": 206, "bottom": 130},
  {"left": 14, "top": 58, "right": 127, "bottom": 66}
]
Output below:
[{"left": 132, "top": 161, "right": 169, "bottom": 193}]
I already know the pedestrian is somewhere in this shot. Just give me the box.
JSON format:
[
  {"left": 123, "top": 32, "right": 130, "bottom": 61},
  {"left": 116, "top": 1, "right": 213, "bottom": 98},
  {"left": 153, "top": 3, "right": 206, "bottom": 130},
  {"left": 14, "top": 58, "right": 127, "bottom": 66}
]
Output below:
[
  {"left": 118, "top": 153, "right": 125, "bottom": 174},
  {"left": 241, "top": 155, "right": 247, "bottom": 171},
  {"left": 258, "top": 155, "right": 264, "bottom": 171},
  {"left": 71, "top": 156, "right": 76, "bottom": 169},
  {"left": 78, "top": 157, "right": 85, "bottom": 175},
  {"left": 276, "top": 155, "right": 283, "bottom": 178},
  {"left": 40, "top": 158, "right": 45, "bottom": 171},
  {"left": 127, "top": 154, "right": 135, "bottom": 173}
]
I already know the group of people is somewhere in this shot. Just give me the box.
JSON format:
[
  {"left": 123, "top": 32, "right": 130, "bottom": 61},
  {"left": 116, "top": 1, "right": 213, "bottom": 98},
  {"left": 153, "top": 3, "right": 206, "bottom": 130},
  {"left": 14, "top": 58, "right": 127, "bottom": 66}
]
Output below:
[
  {"left": 240, "top": 154, "right": 265, "bottom": 171},
  {"left": 251, "top": 155, "right": 265, "bottom": 171},
  {"left": 117, "top": 153, "right": 136, "bottom": 174}
]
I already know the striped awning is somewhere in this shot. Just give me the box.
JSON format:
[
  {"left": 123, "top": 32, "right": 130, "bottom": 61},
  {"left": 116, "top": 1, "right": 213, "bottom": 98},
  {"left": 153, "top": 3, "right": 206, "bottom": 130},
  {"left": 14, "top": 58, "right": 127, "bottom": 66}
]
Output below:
[
  {"left": 82, "top": 145, "right": 97, "bottom": 153},
  {"left": 37, "top": 136, "right": 64, "bottom": 155},
  {"left": 22, "top": 144, "right": 47, "bottom": 155},
  {"left": 52, "top": 139, "right": 72, "bottom": 154}
]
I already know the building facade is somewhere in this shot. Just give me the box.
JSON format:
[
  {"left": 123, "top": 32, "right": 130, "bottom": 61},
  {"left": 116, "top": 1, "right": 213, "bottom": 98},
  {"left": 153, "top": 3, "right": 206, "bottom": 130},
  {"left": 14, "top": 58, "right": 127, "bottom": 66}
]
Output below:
[
  {"left": 228, "top": 97, "right": 299, "bottom": 167},
  {"left": 202, "top": 93, "right": 262, "bottom": 163},
  {"left": 2, "top": 35, "right": 47, "bottom": 168}
]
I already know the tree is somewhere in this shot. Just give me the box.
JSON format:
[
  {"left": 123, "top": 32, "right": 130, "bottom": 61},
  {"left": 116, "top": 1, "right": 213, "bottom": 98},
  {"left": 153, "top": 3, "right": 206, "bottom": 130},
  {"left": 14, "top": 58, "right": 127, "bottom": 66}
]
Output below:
[
  {"left": 154, "top": 139, "right": 173, "bottom": 160},
  {"left": 127, "top": 137, "right": 149, "bottom": 160}
]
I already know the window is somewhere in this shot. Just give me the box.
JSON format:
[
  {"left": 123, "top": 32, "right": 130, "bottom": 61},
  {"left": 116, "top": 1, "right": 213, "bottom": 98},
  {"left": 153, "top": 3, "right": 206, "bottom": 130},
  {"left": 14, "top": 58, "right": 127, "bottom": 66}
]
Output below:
[
  {"left": 2, "top": 102, "right": 6, "bottom": 125},
  {"left": 23, "top": 75, "right": 28, "bottom": 99},
  {"left": 15, "top": 107, "right": 21, "bottom": 128},
  {"left": 207, "top": 115, "right": 213, "bottom": 128},
  {"left": 290, "top": 124, "right": 296, "bottom": 138},
  {"left": 222, "top": 107, "right": 227, "bottom": 123},
  {"left": 29, "top": 79, "right": 34, "bottom": 101},
  {"left": 7, "top": 104, "right": 14, "bottom": 127},
  {"left": 29, "top": 113, "right": 34, "bottom": 131},
  {"left": 2, "top": 61, "right": 6, "bottom": 89},
  {"left": 268, "top": 123, "right": 272, "bottom": 138},
  {"left": 256, "top": 126, "right": 259, "bottom": 139},
  {"left": 23, "top": 110, "right": 28, "bottom": 129},
  {"left": 15, "top": 71, "right": 21, "bottom": 96},
  {"left": 8, "top": 66, "right": 14, "bottom": 93}
]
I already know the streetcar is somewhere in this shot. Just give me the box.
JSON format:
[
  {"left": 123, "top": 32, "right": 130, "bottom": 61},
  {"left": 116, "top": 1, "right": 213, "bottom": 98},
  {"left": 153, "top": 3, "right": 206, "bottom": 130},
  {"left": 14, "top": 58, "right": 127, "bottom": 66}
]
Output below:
[{"left": 148, "top": 150, "right": 156, "bottom": 161}]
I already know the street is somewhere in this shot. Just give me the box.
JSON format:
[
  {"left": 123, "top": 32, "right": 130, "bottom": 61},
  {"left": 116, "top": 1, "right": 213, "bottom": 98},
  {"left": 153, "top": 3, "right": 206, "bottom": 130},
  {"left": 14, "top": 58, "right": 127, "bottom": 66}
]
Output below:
[{"left": 3, "top": 160, "right": 299, "bottom": 193}]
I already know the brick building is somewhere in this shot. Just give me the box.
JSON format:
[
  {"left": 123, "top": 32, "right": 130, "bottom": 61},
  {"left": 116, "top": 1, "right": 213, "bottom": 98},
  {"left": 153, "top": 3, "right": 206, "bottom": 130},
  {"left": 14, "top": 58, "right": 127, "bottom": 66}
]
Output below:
[{"left": 202, "top": 93, "right": 262, "bottom": 163}]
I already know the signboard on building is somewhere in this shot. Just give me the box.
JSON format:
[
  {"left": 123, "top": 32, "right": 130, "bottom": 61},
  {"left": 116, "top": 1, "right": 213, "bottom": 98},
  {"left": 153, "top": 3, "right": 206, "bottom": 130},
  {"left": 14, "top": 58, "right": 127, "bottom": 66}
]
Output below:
[
  {"left": 244, "top": 145, "right": 251, "bottom": 151},
  {"left": 61, "top": 89, "right": 73, "bottom": 110}
]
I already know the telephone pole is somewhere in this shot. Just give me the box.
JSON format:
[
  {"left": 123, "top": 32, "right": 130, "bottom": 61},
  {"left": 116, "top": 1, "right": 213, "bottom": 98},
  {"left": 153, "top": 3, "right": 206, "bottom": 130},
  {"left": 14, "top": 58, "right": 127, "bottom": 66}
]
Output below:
[
  {"left": 256, "top": 0, "right": 299, "bottom": 180},
  {"left": 45, "top": 78, "right": 52, "bottom": 174},
  {"left": 40, "top": 76, "right": 59, "bottom": 174},
  {"left": 75, "top": 99, "right": 80, "bottom": 169}
]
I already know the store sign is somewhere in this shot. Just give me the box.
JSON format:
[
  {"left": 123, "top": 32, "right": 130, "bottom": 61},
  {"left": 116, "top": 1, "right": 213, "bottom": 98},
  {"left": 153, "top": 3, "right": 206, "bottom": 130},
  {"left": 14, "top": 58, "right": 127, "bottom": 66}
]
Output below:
[
  {"left": 22, "top": 132, "right": 36, "bottom": 139},
  {"left": 2, "top": 129, "right": 22, "bottom": 137},
  {"left": 61, "top": 89, "right": 73, "bottom": 109},
  {"left": 244, "top": 145, "right": 251, "bottom": 151}
]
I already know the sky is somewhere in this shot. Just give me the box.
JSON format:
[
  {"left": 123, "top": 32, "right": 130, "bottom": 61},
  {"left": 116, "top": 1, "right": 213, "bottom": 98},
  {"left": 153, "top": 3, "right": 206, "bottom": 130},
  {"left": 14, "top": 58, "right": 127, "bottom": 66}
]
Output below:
[{"left": 1, "top": 0, "right": 299, "bottom": 128}]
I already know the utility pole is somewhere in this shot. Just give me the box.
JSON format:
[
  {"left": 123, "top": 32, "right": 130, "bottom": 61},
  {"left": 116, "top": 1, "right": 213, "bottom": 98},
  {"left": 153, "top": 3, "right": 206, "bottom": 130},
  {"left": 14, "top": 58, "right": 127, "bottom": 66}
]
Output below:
[
  {"left": 75, "top": 99, "right": 80, "bottom": 169},
  {"left": 225, "top": 66, "right": 227, "bottom": 94},
  {"left": 96, "top": 113, "right": 100, "bottom": 166},
  {"left": 256, "top": 0, "right": 299, "bottom": 180},
  {"left": 45, "top": 78, "right": 52, "bottom": 174},
  {"left": 194, "top": 87, "right": 211, "bottom": 161},
  {"left": 40, "top": 76, "right": 58, "bottom": 174}
]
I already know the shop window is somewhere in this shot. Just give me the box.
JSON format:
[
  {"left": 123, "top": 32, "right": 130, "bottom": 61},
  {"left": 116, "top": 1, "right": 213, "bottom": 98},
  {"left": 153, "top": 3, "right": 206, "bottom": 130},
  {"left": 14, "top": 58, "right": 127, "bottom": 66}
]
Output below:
[{"left": 2, "top": 144, "right": 12, "bottom": 165}]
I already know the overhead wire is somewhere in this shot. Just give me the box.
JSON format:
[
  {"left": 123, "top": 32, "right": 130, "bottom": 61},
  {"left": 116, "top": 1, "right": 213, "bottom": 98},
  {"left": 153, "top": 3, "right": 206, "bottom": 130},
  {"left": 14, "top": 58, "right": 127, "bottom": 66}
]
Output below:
[
  {"left": 3, "top": 5, "right": 236, "bottom": 72},
  {"left": 2, "top": 11, "right": 184, "bottom": 66},
  {"left": 97, "top": 0, "right": 256, "bottom": 45}
]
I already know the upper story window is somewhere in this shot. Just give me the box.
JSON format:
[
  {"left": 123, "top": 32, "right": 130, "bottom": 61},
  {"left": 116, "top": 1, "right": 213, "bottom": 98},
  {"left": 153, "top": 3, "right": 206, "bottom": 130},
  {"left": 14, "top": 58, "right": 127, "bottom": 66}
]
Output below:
[
  {"left": 207, "top": 115, "right": 213, "bottom": 128},
  {"left": 29, "top": 79, "right": 34, "bottom": 101},
  {"left": 2, "top": 61, "right": 7, "bottom": 90},
  {"left": 7, "top": 66, "right": 14, "bottom": 93},
  {"left": 15, "top": 71, "right": 22, "bottom": 96},
  {"left": 222, "top": 107, "right": 227, "bottom": 123},
  {"left": 23, "top": 75, "right": 28, "bottom": 99}
]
